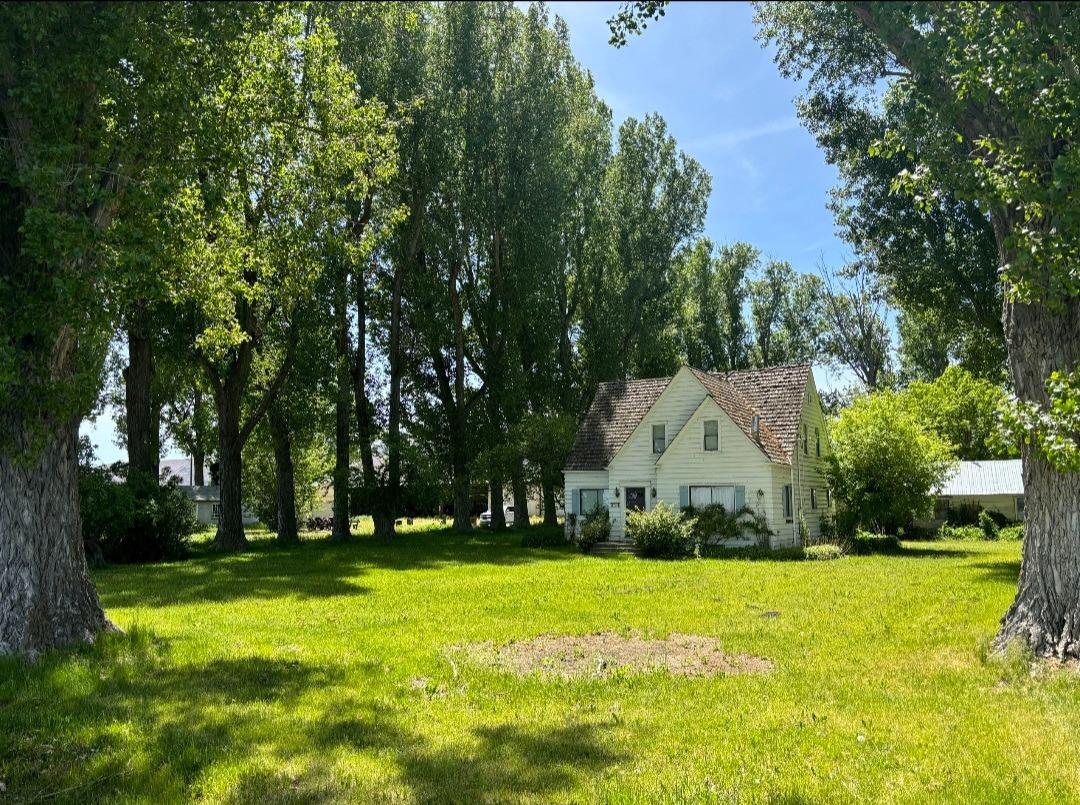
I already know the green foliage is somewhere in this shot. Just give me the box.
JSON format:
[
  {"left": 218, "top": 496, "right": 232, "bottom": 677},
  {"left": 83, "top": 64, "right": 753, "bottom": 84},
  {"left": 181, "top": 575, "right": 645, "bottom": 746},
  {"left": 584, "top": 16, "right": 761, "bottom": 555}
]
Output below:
[
  {"left": 848, "top": 531, "right": 901, "bottom": 555},
  {"left": 687, "top": 503, "right": 773, "bottom": 549},
  {"left": 79, "top": 465, "right": 197, "bottom": 564},
  {"left": 627, "top": 502, "right": 696, "bottom": 559},
  {"left": 805, "top": 543, "right": 844, "bottom": 561},
  {"left": 242, "top": 425, "right": 332, "bottom": 530},
  {"left": 825, "top": 391, "right": 956, "bottom": 532},
  {"left": 937, "top": 523, "right": 985, "bottom": 542},
  {"left": 978, "top": 510, "right": 1000, "bottom": 542},
  {"left": 902, "top": 366, "right": 1016, "bottom": 461},
  {"left": 576, "top": 506, "right": 611, "bottom": 554},
  {"left": 1000, "top": 525, "right": 1024, "bottom": 543}
]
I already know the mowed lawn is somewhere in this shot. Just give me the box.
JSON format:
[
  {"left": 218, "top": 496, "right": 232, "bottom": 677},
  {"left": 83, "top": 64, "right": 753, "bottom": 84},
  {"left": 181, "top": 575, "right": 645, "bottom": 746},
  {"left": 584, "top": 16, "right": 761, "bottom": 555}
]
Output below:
[{"left": 3, "top": 523, "right": 1079, "bottom": 804}]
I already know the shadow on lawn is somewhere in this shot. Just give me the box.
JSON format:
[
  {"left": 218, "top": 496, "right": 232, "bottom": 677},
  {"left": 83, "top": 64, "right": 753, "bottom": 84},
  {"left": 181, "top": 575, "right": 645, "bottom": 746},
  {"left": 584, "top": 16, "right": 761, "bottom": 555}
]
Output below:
[
  {"left": 1, "top": 630, "right": 619, "bottom": 804},
  {"left": 972, "top": 558, "right": 1022, "bottom": 585},
  {"left": 97, "top": 526, "right": 572, "bottom": 609}
]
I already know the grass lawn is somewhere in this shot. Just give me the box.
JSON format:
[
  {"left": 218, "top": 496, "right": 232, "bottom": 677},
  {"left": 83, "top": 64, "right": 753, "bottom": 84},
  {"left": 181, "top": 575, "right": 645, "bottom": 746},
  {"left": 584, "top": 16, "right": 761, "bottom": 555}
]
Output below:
[{"left": 2, "top": 522, "right": 1079, "bottom": 803}]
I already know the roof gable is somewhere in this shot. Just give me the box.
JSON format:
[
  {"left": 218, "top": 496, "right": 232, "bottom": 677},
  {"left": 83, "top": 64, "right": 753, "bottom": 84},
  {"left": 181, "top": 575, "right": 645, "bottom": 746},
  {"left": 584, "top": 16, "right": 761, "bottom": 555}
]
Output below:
[{"left": 563, "top": 363, "right": 813, "bottom": 471}]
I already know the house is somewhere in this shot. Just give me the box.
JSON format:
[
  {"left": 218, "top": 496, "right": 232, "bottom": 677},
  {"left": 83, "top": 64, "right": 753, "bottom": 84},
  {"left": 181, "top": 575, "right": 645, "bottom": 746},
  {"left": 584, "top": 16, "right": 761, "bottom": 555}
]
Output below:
[
  {"left": 932, "top": 459, "right": 1024, "bottom": 522},
  {"left": 180, "top": 485, "right": 259, "bottom": 526},
  {"left": 563, "top": 364, "right": 831, "bottom": 548}
]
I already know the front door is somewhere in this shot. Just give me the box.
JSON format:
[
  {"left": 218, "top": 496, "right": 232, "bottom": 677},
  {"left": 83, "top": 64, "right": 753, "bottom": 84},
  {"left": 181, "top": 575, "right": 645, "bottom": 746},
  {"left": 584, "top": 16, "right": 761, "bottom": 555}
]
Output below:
[{"left": 625, "top": 486, "right": 647, "bottom": 512}]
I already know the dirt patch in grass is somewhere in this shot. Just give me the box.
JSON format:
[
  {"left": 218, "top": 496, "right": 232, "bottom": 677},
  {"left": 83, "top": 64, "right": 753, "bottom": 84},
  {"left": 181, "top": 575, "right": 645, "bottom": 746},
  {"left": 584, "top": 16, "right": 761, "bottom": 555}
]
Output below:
[{"left": 460, "top": 632, "right": 773, "bottom": 678}]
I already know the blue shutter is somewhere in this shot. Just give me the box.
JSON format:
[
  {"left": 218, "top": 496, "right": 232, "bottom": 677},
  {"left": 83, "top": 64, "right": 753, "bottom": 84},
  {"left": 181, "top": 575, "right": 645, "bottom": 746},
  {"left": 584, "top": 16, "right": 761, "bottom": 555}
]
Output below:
[
  {"left": 568, "top": 491, "right": 578, "bottom": 515},
  {"left": 679, "top": 485, "right": 689, "bottom": 509},
  {"left": 735, "top": 485, "right": 746, "bottom": 511}
]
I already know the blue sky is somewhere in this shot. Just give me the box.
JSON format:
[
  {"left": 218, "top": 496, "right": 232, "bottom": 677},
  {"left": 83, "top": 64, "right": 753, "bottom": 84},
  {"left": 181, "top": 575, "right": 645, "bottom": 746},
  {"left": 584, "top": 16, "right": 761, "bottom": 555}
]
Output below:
[{"left": 84, "top": 2, "right": 851, "bottom": 464}]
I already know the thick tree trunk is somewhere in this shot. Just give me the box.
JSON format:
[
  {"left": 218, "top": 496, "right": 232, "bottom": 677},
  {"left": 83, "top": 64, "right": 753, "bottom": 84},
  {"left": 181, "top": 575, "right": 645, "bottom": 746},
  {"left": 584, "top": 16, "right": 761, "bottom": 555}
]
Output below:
[
  {"left": 0, "top": 415, "right": 115, "bottom": 660},
  {"left": 268, "top": 407, "right": 298, "bottom": 544},
  {"left": 489, "top": 476, "right": 506, "bottom": 531},
  {"left": 332, "top": 272, "right": 352, "bottom": 543},
  {"left": 192, "top": 445, "right": 205, "bottom": 486},
  {"left": 542, "top": 479, "right": 558, "bottom": 527},
  {"left": 213, "top": 390, "right": 248, "bottom": 551},
  {"left": 996, "top": 295, "right": 1080, "bottom": 659},
  {"left": 511, "top": 456, "right": 530, "bottom": 529},
  {"left": 451, "top": 448, "right": 473, "bottom": 531},
  {"left": 124, "top": 324, "right": 155, "bottom": 481}
]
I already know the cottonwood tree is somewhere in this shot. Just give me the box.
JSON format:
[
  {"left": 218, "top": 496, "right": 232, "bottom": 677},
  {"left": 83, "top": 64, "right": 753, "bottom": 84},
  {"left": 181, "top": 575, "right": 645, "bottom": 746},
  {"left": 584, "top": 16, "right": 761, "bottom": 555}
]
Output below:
[
  {"left": 753, "top": 2, "right": 1080, "bottom": 657},
  {"left": 0, "top": 4, "right": 265, "bottom": 658},
  {"left": 747, "top": 260, "right": 824, "bottom": 369},
  {"left": 819, "top": 260, "right": 892, "bottom": 391}
]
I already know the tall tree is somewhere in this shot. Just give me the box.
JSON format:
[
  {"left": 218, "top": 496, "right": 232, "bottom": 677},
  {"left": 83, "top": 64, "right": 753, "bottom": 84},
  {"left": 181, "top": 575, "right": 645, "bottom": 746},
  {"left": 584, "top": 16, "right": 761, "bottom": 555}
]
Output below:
[
  {"left": 819, "top": 260, "right": 892, "bottom": 390},
  {"left": 0, "top": 3, "right": 264, "bottom": 658}
]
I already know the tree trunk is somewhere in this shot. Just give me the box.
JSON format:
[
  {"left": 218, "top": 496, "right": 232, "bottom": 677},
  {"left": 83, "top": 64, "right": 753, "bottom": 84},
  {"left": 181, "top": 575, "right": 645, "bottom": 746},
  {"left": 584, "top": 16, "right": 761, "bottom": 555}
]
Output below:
[
  {"left": 192, "top": 445, "right": 205, "bottom": 486},
  {"left": 213, "top": 388, "right": 248, "bottom": 551},
  {"left": 996, "top": 294, "right": 1080, "bottom": 659},
  {"left": 331, "top": 270, "right": 352, "bottom": 543},
  {"left": 269, "top": 407, "right": 298, "bottom": 544},
  {"left": 511, "top": 456, "right": 529, "bottom": 529},
  {"left": 451, "top": 446, "right": 473, "bottom": 531},
  {"left": 489, "top": 476, "right": 506, "bottom": 531},
  {"left": 124, "top": 324, "right": 155, "bottom": 481},
  {"left": 0, "top": 415, "right": 115, "bottom": 660},
  {"left": 542, "top": 479, "right": 558, "bottom": 527}
]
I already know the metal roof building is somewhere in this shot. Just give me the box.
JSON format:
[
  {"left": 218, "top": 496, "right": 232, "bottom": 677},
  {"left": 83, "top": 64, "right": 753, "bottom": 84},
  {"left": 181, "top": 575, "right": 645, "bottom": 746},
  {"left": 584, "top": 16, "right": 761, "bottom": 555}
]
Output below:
[{"left": 936, "top": 460, "right": 1023, "bottom": 497}]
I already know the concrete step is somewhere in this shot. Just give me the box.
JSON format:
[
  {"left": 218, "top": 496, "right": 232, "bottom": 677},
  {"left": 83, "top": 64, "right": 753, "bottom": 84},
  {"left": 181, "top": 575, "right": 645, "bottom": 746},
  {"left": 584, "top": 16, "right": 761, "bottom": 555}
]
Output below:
[{"left": 591, "top": 541, "right": 637, "bottom": 556}]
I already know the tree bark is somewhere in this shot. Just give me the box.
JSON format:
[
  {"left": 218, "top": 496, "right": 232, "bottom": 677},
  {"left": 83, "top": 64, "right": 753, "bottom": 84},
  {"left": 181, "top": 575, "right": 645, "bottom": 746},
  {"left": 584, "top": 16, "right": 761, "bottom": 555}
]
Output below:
[
  {"left": 331, "top": 267, "right": 352, "bottom": 543},
  {"left": 542, "top": 480, "right": 558, "bottom": 527},
  {"left": 996, "top": 292, "right": 1080, "bottom": 659},
  {"left": 268, "top": 406, "right": 298, "bottom": 544},
  {"left": 489, "top": 474, "right": 506, "bottom": 531},
  {"left": 0, "top": 414, "right": 115, "bottom": 660},
  {"left": 511, "top": 455, "right": 530, "bottom": 529},
  {"left": 124, "top": 323, "right": 155, "bottom": 481},
  {"left": 192, "top": 443, "right": 205, "bottom": 486},
  {"left": 213, "top": 386, "right": 248, "bottom": 551}
]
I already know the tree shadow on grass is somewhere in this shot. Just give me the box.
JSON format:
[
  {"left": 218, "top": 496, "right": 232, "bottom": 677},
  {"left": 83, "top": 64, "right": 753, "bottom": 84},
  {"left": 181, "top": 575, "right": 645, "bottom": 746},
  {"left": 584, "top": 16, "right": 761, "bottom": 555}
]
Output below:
[
  {"left": 972, "top": 559, "right": 1022, "bottom": 585},
  {"left": 0, "top": 629, "right": 622, "bottom": 804}
]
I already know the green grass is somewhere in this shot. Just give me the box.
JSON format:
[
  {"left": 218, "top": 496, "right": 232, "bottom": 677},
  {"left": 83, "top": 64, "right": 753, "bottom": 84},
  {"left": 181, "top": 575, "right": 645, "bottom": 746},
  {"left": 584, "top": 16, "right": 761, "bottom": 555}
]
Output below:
[{"left": 2, "top": 522, "right": 1078, "bottom": 803}]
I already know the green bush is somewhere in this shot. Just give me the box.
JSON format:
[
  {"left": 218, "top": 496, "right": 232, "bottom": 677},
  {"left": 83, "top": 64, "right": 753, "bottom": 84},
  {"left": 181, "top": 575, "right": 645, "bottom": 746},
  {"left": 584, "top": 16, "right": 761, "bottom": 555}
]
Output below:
[
  {"left": 999, "top": 524, "right": 1024, "bottom": 542},
  {"left": 937, "top": 523, "right": 984, "bottom": 541},
  {"left": 686, "top": 503, "right": 772, "bottom": 549},
  {"left": 628, "top": 502, "right": 696, "bottom": 559},
  {"left": 576, "top": 506, "right": 610, "bottom": 553},
  {"left": 944, "top": 502, "right": 982, "bottom": 526},
  {"left": 978, "top": 509, "right": 1000, "bottom": 540},
  {"left": 805, "top": 543, "right": 844, "bottom": 561},
  {"left": 80, "top": 464, "right": 198, "bottom": 564},
  {"left": 848, "top": 530, "right": 901, "bottom": 555}
]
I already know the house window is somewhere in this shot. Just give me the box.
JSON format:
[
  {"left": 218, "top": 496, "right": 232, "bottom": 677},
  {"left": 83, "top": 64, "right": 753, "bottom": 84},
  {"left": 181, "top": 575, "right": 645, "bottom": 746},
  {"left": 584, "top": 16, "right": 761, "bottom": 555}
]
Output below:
[
  {"left": 690, "top": 485, "right": 736, "bottom": 511},
  {"left": 810, "top": 488, "right": 817, "bottom": 510},
  {"left": 802, "top": 424, "right": 808, "bottom": 455},
  {"left": 826, "top": 489, "right": 832, "bottom": 509},
  {"left": 1016, "top": 495, "right": 1025, "bottom": 521},
  {"left": 815, "top": 427, "right": 821, "bottom": 457},
  {"left": 579, "top": 488, "right": 605, "bottom": 515},
  {"left": 703, "top": 420, "right": 719, "bottom": 451},
  {"left": 783, "top": 484, "right": 793, "bottom": 521},
  {"left": 652, "top": 424, "right": 666, "bottom": 454}
]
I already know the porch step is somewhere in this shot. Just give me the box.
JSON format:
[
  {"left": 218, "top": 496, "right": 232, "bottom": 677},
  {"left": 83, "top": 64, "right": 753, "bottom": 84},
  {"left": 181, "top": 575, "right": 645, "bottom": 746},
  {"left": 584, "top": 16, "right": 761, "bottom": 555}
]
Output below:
[{"left": 591, "top": 540, "right": 637, "bottom": 556}]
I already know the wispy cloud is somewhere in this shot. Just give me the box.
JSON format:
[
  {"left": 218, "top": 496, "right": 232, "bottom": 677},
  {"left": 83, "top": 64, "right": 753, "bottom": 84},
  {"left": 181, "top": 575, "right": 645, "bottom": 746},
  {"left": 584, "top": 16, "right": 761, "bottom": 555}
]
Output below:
[{"left": 685, "top": 116, "right": 801, "bottom": 151}]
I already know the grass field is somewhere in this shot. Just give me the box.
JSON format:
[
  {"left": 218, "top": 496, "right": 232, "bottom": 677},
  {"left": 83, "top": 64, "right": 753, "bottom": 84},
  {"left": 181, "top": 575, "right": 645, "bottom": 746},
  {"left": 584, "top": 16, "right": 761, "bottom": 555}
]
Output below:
[{"left": 2, "top": 521, "right": 1079, "bottom": 803}]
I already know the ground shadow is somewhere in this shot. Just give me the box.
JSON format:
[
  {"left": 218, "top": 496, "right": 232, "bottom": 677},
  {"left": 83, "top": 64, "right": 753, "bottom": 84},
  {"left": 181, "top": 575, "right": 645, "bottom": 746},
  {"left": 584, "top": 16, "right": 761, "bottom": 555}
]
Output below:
[
  {"left": 0, "top": 630, "right": 622, "bottom": 804},
  {"left": 972, "top": 559, "right": 1022, "bottom": 585}
]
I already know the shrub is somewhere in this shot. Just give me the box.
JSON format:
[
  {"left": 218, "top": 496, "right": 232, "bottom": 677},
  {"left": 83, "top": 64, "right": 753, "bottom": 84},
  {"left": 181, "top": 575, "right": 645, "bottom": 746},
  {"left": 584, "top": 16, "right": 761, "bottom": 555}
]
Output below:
[
  {"left": 825, "top": 391, "right": 956, "bottom": 533},
  {"left": 805, "top": 543, "right": 844, "bottom": 561},
  {"left": 937, "top": 523, "right": 983, "bottom": 541},
  {"left": 999, "top": 524, "right": 1024, "bottom": 542},
  {"left": 847, "top": 530, "right": 901, "bottom": 555},
  {"left": 628, "top": 502, "right": 696, "bottom": 559},
  {"left": 978, "top": 509, "right": 1000, "bottom": 540},
  {"left": 944, "top": 502, "right": 982, "bottom": 526},
  {"left": 576, "top": 506, "right": 610, "bottom": 553},
  {"left": 686, "top": 503, "right": 772, "bottom": 549},
  {"left": 79, "top": 464, "right": 198, "bottom": 563}
]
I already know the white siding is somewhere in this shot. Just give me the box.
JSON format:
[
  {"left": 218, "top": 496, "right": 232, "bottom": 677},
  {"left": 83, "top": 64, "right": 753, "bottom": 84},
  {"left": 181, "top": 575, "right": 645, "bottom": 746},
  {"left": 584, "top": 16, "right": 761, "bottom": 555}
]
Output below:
[
  {"left": 606, "top": 368, "right": 708, "bottom": 538},
  {"left": 655, "top": 396, "right": 780, "bottom": 546},
  {"left": 789, "top": 372, "right": 832, "bottom": 543}
]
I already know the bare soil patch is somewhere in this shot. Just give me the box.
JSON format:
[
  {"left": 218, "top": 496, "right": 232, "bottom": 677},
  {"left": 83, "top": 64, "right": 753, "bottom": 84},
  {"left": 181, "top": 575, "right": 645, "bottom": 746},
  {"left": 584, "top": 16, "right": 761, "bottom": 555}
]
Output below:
[{"left": 460, "top": 632, "right": 773, "bottom": 679}]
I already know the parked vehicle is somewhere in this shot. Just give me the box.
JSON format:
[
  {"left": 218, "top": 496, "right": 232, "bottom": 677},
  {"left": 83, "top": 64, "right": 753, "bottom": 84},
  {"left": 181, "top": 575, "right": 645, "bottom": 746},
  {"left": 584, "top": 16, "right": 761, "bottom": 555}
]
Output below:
[{"left": 479, "top": 505, "right": 514, "bottom": 526}]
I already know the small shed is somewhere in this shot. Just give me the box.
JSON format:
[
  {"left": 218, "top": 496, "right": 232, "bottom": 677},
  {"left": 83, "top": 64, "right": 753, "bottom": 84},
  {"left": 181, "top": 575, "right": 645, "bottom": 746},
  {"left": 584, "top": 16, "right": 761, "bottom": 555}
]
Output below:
[{"left": 934, "top": 460, "right": 1024, "bottom": 522}]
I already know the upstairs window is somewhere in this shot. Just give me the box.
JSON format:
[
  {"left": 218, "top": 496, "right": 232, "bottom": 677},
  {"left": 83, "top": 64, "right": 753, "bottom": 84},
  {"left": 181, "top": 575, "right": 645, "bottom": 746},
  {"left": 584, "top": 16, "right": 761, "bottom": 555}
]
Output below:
[
  {"left": 815, "top": 427, "right": 821, "bottom": 457},
  {"left": 810, "top": 488, "right": 818, "bottom": 510},
  {"left": 703, "top": 420, "right": 719, "bottom": 451},
  {"left": 783, "top": 484, "right": 793, "bottom": 521},
  {"left": 802, "top": 423, "right": 808, "bottom": 455},
  {"left": 652, "top": 424, "right": 666, "bottom": 454}
]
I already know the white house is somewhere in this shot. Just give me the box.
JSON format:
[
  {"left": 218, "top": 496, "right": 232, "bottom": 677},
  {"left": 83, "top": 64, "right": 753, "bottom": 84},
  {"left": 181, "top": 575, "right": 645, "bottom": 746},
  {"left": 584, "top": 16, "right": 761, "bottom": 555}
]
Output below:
[{"left": 563, "top": 364, "right": 832, "bottom": 548}]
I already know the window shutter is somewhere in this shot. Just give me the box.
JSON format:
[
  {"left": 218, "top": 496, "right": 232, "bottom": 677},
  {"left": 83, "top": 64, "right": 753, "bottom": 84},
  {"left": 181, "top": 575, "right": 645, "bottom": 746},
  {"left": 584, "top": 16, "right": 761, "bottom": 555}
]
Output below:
[
  {"left": 679, "top": 485, "right": 689, "bottom": 509},
  {"left": 568, "top": 491, "right": 578, "bottom": 515},
  {"left": 734, "top": 485, "right": 745, "bottom": 511}
]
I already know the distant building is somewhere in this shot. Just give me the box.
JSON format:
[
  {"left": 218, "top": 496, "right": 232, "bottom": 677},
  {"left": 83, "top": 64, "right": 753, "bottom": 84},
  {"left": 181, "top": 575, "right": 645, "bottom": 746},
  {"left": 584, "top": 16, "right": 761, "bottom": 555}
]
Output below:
[
  {"left": 933, "top": 459, "right": 1024, "bottom": 522},
  {"left": 160, "top": 457, "right": 193, "bottom": 486},
  {"left": 180, "top": 485, "right": 259, "bottom": 526}
]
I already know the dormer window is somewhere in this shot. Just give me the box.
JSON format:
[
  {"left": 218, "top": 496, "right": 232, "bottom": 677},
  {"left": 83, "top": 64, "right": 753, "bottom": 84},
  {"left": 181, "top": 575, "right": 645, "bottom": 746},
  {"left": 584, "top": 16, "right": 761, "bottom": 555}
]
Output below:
[
  {"left": 802, "top": 423, "right": 808, "bottom": 455},
  {"left": 703, "top": 419, "right": 718, "bottom": 451},
  {"left": 815, "top": 426, "right": 821, "bottom": 457},
  {"left": 751, "top": 415, "right": 761, "bottom": 439},
  {"left": 652, "top": 424, "right": 666, "bottom": 454}
]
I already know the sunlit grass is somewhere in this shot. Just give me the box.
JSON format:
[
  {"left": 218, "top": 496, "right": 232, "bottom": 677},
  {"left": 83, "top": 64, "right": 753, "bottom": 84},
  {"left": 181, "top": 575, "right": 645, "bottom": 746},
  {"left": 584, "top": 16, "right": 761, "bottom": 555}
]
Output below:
[{"left": 1, "top": 530, "right": 1078, "bottom": 803}]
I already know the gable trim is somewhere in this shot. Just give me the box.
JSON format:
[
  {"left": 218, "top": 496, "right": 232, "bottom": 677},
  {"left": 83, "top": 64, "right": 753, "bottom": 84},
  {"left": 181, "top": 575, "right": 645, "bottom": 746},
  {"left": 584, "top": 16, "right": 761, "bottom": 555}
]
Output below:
[{"left": 603, "top": 366, "right": 699, "bottom": 470}]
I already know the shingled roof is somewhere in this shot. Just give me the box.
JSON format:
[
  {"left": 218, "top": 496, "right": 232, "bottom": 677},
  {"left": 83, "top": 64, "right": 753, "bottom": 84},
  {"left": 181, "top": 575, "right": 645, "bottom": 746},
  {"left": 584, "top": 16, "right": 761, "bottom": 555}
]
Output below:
[{"left": 564, "top": 364, "right": 811, "bottom": 470}]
